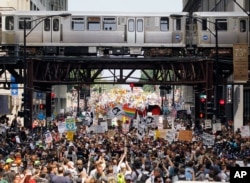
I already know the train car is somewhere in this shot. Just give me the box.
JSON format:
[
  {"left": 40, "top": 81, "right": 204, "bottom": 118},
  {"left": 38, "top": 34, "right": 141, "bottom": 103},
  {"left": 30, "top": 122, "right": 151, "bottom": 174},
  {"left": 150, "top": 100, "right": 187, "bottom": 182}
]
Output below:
[
  {"left": 0, "top": 11, "right": 189, "bottom": 57},
  {"left": 190, "top": 11, "right": 249, "bottom": 57}
]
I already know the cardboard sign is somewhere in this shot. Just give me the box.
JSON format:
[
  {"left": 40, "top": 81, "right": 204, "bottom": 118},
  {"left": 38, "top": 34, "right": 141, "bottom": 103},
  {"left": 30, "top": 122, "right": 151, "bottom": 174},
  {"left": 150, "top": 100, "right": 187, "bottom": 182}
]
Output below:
[{"left": 178, "top": 130, "right": 192, "bottom": 142}]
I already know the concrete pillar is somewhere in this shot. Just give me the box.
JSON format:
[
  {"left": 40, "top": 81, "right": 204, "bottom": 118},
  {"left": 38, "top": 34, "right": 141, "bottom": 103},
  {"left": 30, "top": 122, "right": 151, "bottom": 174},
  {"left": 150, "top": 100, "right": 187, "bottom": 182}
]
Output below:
[{"left": 233, "top": 85, "right": 244, "bottom": 131}]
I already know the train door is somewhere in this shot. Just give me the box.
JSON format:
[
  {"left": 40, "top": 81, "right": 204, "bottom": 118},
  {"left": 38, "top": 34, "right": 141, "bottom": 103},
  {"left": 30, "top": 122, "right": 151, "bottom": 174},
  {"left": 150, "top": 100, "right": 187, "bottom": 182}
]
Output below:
[
  {"left": 238, "top": 19, "right": 248, "bottom": 44},
  {"left": 172, "top": 17, "right": 182, "bottom": 43},
  {"left": 127, "top": 18, "right": 144, "bottom": 44},
  {"left": 43, "top": 17, "right": 61, "bottom": 43}
]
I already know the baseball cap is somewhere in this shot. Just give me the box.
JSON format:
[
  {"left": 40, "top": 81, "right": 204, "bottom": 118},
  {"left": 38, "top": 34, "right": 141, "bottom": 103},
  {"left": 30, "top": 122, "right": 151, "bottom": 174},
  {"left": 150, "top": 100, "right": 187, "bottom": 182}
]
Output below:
[
  {"left": 120, "top": 162, "right": 126, "bottom": 168},
  {"left": 125, "top": 174, "right": 132, "bottom": 180}
]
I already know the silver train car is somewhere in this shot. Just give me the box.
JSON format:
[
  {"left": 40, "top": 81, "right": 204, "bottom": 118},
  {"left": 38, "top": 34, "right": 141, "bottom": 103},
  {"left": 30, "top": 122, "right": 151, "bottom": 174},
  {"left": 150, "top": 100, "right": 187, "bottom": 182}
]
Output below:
[
  {"left": 0, "top": 11, "right": 249, "bottom": 57},
  {"left": 190, "top": 11, "right": 249, "bottom": 57},
  {"left": 0, "top": 11, "right": 188, "bottom": 57}
]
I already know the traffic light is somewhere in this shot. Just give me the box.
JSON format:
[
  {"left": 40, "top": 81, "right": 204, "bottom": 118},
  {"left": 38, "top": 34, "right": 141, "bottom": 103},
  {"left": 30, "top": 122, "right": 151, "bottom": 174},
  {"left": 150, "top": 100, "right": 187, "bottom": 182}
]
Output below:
[
  {"left": 130, "top": 83, "right": 134, "bottom": 92},
  {"left": 199, "top": 112, "right": 205, "bottom": 119},
  {"left": 51, "top": 92, "right": 55, "bottom": 108},
  {"left": 21, "top": 92, "right": 29, "bottom": 108},
  {"left": 18, "top": 111, "right": 24, "bottom": 117},
  {"left": 199, "top": 96, "right": 206, "bottom": 118},
  {"left": 39, "top": 104, "right": 45, "bottom": 110},
  {"left": 218, "top": 99, "right": 225, "bottom": 117},
  {"left": 206, "top": 101, "right": 214, "bottom": 119}
]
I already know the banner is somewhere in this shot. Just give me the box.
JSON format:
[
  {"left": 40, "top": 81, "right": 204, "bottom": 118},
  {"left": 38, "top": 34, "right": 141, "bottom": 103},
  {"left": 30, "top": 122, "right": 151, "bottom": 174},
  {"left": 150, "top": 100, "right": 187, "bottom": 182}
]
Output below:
[{"left": 66, "top": 118, "right": 76, "bottom": 131}]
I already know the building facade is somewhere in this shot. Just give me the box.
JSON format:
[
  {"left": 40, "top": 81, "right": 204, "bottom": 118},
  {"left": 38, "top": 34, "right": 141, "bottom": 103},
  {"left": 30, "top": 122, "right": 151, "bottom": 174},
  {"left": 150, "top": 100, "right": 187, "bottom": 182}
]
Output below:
[
  {"left": 183, "top": 0, "right": 249, "bottom": 12},
  {"left": 0, "top": 0, "right": 68, "bottom": 11},
  {"left": 0, "top": 0, "right": 68, "bottom": 120}
]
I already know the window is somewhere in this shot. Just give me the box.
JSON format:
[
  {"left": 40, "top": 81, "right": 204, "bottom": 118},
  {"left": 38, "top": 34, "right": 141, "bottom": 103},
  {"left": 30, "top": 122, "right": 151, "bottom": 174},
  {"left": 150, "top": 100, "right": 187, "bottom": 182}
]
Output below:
[
  {"left": 128, "top": 19, "right": 134, "bottom": 32},
  {"left": 175, "top": 18, "right": 181, "bottom": 30},
  {"left": 87, "top": 17, "right": 100, "bottom": 31},
  {"left": 5, "top": 16, "right": 14, "bottom": 30},
  {"left": 72, "top": 17, "right": 85, "bottom": 31},
  {"left": 240, "top": 20, "right": 246, "bottom": 32},
  {"left": 19, "top": 17, "right": 32, "bottom": 30},
  {"left": 103, "top": 17, "right": 116, "bottom": 31},
  {"left": 44, "top": 18, "right": 50, "bottom": 31},
  {"left": 137, "top": 19, "right": 143, "bottom": 32},
  {"left": 53, "top": 18, "right": 59, "bottom": 31},
  {"left": 201, "top": 19, "right": 207, "bottom": 31},
  {"left": 160, "top": 17, "right": 169, "bottom": 31},
  {"left": 216, "top": 19, "right": 227, "bottom": 31}
]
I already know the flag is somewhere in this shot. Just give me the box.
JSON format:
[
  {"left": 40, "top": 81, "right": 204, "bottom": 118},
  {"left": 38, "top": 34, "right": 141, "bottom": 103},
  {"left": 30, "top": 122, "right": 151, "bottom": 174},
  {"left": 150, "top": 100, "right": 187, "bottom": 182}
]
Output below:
[
  {"left": 122, "top": 105, "right": 136, "bottom": 118},
  {"left": 147, "top": 105, "right": 162, "bottom": 115}
]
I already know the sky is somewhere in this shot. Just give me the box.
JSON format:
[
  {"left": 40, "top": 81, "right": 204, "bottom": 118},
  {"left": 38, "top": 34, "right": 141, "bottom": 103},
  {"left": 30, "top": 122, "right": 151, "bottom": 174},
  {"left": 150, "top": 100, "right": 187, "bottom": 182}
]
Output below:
[{"left": 68, "top": 0, "right": 183, "bottom": 12}]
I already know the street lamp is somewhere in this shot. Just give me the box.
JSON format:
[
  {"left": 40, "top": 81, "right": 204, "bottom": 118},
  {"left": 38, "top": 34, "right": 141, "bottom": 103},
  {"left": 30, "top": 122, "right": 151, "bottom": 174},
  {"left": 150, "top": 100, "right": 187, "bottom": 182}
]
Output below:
[
  {"left": 23, "top": 13, "right": 71, "bottom": 128},
  {"left": 170, "top": 14, "right": 219, "bottom": 118}
]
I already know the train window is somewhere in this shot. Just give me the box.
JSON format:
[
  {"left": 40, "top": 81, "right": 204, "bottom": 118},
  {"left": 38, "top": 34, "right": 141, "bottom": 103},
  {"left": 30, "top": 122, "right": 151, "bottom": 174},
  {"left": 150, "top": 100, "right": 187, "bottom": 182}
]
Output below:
[
  {"left": 44, "top": 19, "right": 50, "bottom": 31},
  {"left": 201, "top": 19, "right": 208, "bottom": 31},
  {"left": 215, "top": 19, "right": 227, "bottom": 31},
  {"left": 137, "top": 19, "right": 143, "bottom": 32},
  {"left": 160, "top": 17, "right": 169, "bottom": 31},
  {"left": 53, "top": 19, "right": 59, "bottom": 31},
  {"left": 19, "top": 17, "right": 32, "bottom": 30},
  {"left": 5, "top": 16, "right": 14, "bottom": 30},
  {"left": 87, "top": 17, "right": 100, "bottom": 31},
  {"left": 103, "top": 17, "right": 116, "bottom": 31},
  {"left": 174, "top": 18, "right": 181, "bottom": 31},
  {"left": 72, "top": 17, "right": 85, "bottom": 31},
  {"left": 240, "top": 20, "right": 246, "bottom": 32},
  {"left": 128, "top": 19, "right": 134, "bottom": 32}
]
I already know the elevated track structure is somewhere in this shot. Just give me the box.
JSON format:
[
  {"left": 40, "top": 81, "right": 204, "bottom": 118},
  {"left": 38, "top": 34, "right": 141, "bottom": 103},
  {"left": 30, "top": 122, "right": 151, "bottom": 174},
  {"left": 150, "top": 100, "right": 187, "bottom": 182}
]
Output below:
[{"left": 0, "top": 55, "right": 235, "bottom": 127}]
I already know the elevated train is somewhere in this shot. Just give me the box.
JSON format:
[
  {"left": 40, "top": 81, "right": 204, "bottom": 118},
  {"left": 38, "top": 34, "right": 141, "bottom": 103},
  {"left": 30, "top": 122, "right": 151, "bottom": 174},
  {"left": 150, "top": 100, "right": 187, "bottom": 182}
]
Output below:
[{"left": 0, "top": 10, "right": 249, "bottom": 57}]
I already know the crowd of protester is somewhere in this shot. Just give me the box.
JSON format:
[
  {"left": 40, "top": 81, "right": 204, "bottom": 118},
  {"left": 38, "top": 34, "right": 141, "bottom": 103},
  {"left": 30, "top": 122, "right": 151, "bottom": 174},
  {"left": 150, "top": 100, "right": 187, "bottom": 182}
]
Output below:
[{"left": 0, "top": 114, "right": 250, "bottom": 183}]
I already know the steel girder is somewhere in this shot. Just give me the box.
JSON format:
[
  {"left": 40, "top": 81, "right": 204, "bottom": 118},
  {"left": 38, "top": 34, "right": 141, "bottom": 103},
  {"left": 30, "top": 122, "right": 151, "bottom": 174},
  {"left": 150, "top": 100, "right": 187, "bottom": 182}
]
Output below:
[
  {"left": 0, "top": 56, "right": 233, "bottom": 90},
  {"left": 29, "top": 56, "right": 212, "bottom": 86}
]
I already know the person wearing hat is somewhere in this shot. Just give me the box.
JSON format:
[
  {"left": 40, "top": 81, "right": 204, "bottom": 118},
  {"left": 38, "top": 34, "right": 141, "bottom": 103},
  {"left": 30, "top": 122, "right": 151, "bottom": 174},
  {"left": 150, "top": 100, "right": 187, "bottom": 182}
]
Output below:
[
  {"left": 3, "top": 158, "right": 14, "bottom": 171},
  {"left": 125, "top": 174, "right": 133, "bottom": 183}
]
